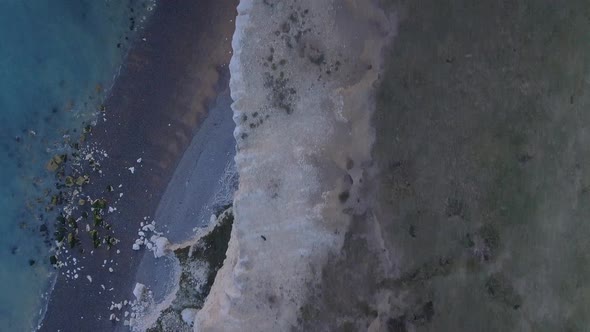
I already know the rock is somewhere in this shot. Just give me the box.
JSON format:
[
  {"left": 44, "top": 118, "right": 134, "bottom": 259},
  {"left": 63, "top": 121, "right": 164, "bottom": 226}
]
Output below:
[
  {"left": 46, "top": 154, "right": 63, "bottom": 172},
  {"left": 46, "top": 160, "right": 59, "bottom": 172},
  {"left": 67, "top": 233, "right": 76, "bottom": 248},
  {"left": 142, "top": 224, "right": 155, "bottom": 232},
  {"left": 75, "top": 175, "right": 88, "bottom": 186},
  {"left": 181, "top": 308, "right": 198, "bottom": 326},
  {"left": 150, "top": 235, "right": 170, "bottom": 258},
  {"left": 64, "top": 176, "right": 74, "bottom": 187},
  {"left": 92, "top": 198, "right": 108, "bottom": 210},
  {"left": 133, "top": 283, "right": 145, "bottom": 301}
]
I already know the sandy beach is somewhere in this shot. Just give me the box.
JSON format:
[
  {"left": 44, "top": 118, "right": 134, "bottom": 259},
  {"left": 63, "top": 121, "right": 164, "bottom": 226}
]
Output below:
[{"left": 40, "top": 1, "right": 237, "bottom": 330}]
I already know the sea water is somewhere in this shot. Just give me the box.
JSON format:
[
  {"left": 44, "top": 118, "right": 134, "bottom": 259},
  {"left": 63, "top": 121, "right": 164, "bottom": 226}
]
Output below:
[{"left": 0, "top": 0, "right": 153, "bottom": 329}]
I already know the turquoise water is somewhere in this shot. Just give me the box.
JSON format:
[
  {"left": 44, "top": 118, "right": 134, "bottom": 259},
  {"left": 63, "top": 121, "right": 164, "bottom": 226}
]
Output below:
[{"left": 0, "top": 1, "right": 152, "bottom": 329}]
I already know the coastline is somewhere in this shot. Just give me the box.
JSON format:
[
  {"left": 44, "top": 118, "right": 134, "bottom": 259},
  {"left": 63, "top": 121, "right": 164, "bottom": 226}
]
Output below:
[
  {"left": 140, "top": 0, "right": 590, "bottom": 330},
  {"left": 0, "top": 2, "right": 157, "bottom": 330},
  {"left": 32, "top": 0, "right": 590, "bottom": 331},
  {"left": 40, "top": 0, "right": 237, "bottom": 330},
  {"left": 124, "top": 70, "right": 237, "bottom": 331}
]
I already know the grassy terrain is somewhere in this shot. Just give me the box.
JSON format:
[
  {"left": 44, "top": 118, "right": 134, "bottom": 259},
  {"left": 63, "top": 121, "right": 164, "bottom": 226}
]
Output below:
[{"left": 297, "top": 1, "right": 590, "bottom": 331}]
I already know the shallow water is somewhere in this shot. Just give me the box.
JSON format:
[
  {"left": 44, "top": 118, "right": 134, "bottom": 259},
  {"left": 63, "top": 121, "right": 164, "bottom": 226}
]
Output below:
[{"left": 0, "top": 1, "right": 152, "bottom": 329}]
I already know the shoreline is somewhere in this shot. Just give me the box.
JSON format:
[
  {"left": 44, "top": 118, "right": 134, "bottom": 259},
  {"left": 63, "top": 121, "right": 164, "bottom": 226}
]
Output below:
[
  {"left": 124, "top": 69, "right": 236, "bottom": 331},
  {"left": 39, "top": 1, "right": 237, "bottom": 330}
]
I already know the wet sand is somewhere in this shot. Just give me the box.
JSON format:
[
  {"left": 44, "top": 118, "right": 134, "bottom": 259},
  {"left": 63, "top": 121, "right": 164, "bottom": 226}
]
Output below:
[{"left": 40, "top": 0, "right": 237, "bottom": 331}]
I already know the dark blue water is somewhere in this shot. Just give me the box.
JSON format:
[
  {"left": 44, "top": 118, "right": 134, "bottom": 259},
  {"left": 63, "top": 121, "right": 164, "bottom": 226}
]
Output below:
[{"left": 0, "top": 1, "right": 154, "bottom": 329}]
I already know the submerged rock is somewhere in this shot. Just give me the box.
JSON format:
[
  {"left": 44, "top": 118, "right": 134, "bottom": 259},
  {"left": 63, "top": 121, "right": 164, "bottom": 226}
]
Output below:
[{"left": 46, "top": 154, "right": 64, "bottom": 172}]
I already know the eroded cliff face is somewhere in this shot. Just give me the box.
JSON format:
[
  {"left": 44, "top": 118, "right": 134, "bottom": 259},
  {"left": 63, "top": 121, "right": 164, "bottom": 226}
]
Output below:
[{"left": 195, "top": 0, "right": 396, "bottom": 331}]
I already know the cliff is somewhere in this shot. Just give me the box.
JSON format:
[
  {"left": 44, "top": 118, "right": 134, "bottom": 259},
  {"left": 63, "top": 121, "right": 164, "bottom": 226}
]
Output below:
[{"left": 195, "top": 1, "right": 395, "bottom": 330}]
